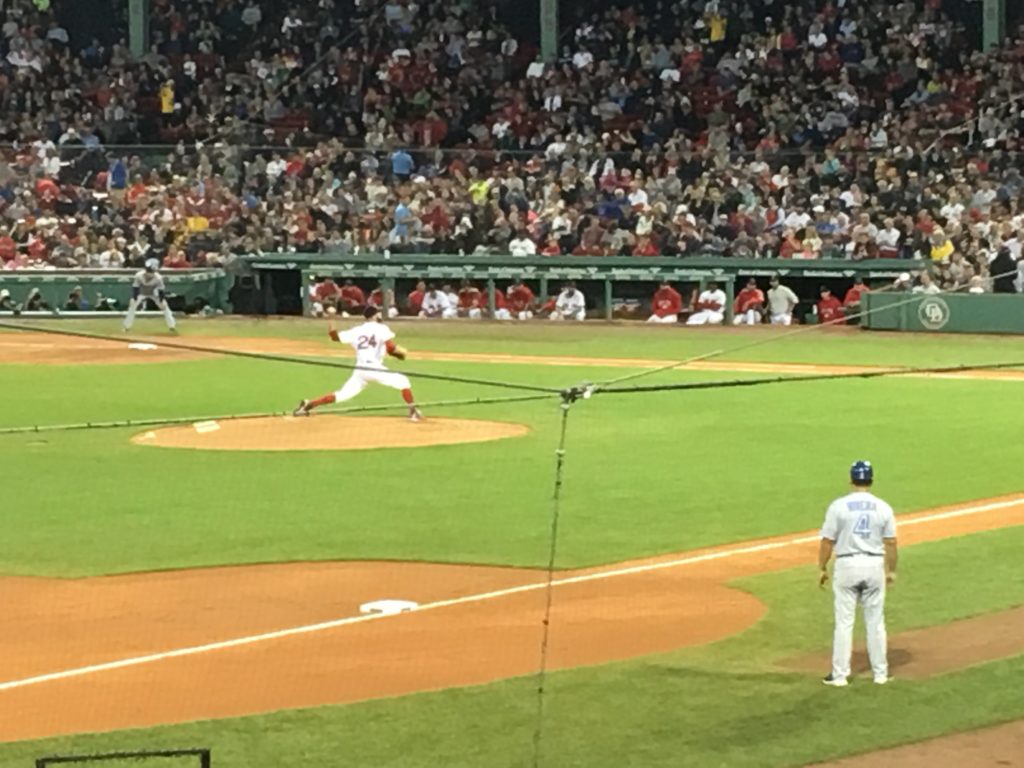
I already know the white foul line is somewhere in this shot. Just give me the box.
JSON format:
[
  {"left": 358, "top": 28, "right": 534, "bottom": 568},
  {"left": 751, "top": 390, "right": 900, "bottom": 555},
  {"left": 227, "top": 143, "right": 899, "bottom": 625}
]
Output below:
[{"left": 0, "top": 496, "right": 1021, "bottom": 694}]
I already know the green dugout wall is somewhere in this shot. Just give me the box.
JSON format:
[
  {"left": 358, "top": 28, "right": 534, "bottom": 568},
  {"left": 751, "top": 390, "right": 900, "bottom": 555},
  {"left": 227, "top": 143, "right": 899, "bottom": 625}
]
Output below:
[
  {"left": 0, "top": 270, "right": 231, "bottom": 311},
  {"left": 863, "top": 292, "right": 1024, "bottom": 334}
]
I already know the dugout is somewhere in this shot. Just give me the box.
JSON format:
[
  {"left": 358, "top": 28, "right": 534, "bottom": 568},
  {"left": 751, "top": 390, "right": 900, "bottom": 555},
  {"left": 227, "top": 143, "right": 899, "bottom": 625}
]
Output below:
[{"left": 244, "top": 252, "right": 920, "bottom": 322}]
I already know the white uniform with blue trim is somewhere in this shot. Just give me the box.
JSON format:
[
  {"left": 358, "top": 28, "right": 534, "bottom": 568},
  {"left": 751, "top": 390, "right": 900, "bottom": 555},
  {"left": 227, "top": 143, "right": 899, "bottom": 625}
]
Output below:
[
  {"left": 821, "top": 491, "right": 896, "bottom": 681},
  {"left": 123, "top": 267, "right": 176, "bottom": 331}
]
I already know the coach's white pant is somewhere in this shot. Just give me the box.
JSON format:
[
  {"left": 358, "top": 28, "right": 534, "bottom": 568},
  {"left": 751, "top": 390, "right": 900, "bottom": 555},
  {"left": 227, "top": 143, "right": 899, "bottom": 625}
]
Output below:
[
  {"left": 124, "top": 295, "right": 176, "bottom": 331},
  {"left": 420, "top": 309, "right": 458, "bottom": 319},
  {"left": 686, "top": 310, "right": 723, "bottom": 326},
  {"left": 466, "top": 308, "right": 483, "bottom": 320},
  {"left": 831, "top": 556, "right": 888, "bottom": 681},
  {"left": 334, "top": 367, "right": 411, "bottom": 403},
  {"left": 494, "top": 308, "right": 512, "bottom": 320},
  {"left": 515, "top": 310, "right": 533, "bottom": 321},
  {"left": 647, "top": 314, "right": 678, "bottom": 324},
  {"left": 550, "top": 309, "right": 585, "bottom": 321},
  {"left": 770, "top": 312, "right": 792, "bottom": 326},
  {"left": 733, "top": 309, "right": 760, "bottom": 325}
]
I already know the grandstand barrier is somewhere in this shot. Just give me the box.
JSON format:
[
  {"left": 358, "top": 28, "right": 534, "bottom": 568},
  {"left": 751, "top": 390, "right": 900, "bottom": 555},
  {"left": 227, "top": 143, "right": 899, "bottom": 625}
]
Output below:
[
  {"left": 862, "top": 292, "right": 1024, "bottom": 334},
  {"left": 0, "top": 270, "right": 232, "bottom": 313},
  {"left": 245, "top": 253, "right": 920, "bottom": 321}
]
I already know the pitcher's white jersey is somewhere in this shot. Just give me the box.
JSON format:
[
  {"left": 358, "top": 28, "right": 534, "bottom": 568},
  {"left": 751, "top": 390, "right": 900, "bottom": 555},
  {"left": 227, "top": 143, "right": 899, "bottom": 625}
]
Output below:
[
  {"left": 821, "top": 491, "right": 896, "bottom": 556},
  {"left": 336, "top": 321, "right": 395, "bottom": 368}
]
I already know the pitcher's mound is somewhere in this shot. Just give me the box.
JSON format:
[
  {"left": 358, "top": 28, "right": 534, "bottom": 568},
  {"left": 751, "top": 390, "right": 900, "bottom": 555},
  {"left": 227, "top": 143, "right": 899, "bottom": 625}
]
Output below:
[{"left": 132, "top": 415, "right": 530, "bottom": 452}]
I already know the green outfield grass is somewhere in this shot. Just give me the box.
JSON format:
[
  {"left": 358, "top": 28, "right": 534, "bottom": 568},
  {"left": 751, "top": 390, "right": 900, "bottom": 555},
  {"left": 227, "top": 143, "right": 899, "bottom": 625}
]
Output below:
[{"left": 1, "top": 318, "right": 1022, "bottom": 766}]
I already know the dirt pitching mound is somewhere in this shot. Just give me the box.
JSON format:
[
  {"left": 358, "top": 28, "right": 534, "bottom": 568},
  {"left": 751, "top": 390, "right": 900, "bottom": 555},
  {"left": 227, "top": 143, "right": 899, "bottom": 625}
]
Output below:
[
  {"left": 131, "top": 415, "right": 530, "bottom": 451},
  {"left": 807, "top": 719, "right": 1024, "bottom": 767},
  {"left": 782, "top": 605, "right": 1024, "bottom": 681}
]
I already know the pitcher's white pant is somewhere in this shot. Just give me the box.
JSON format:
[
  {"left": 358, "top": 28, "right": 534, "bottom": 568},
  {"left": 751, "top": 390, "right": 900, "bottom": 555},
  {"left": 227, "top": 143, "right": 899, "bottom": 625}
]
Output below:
[
  {"left": 335, "top": 367, "right": 411, "bottom": 403},
  {"left": 686, "top": 310, "right": 724, "bottom": 325},
  {"left": 831, "top": 556, "right": 888, "bottom": 681},
  {"left": 647, "top": 314, "right": 678, "bottom": 324},
  {"left": 550, "top": 309, "right": 585, "bottom": 321},
  {"left": 124, "top": 295, "right": 176, "bottom": 331},
  {"left": 733, "top": 309, "right": 761, "bottom": 325},
  {"left": 770, "top": 312, "right": 792, "bottom": 326}
]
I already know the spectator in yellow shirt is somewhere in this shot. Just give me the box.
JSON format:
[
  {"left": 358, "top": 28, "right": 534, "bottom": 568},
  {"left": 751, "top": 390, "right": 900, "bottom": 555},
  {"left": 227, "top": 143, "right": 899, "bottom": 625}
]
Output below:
[
  {"left": 468, "top": 178, "right": 490, "bottom": 205},
  {"left": 709, "top": 13, "right": 727, "bottom": 43},
  {"left": 160, "top": 80, "right": 175, "bottom": 115},
  {"left": 930, "top": 230, "right": 954, "bottom": 261}
]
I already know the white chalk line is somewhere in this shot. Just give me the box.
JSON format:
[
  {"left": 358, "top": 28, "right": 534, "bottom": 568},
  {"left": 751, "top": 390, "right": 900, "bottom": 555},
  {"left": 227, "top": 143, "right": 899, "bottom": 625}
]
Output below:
[{"left": 1, "top": 496, "right": 1021, "bottom": 694}]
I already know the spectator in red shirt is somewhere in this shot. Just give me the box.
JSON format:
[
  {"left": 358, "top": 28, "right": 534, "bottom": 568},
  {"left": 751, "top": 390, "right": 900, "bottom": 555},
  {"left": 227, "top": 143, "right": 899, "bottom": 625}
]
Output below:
[
  {"left": 507, "top": 278, "right": 535, "bottom": 321},
  {"left": 633, "top": 235, "right": 660, "bottom": 256},
  {"left": 733, "top": 278, "right": 766, "bottom": 325},
  {"left": 457, "top": 279, "right": 484, "bottom": 320},
  {"left": 311, "top": 277, "right": 341, "bottom": 316},
  {"left": 0, "top": 235, "right": 17, "bottom": 263},
  {"left": 163, "top": 248, "right": 190, "bottom": 269},
  {"left": 406, "top": 280, "right": 426, "bottom": 315},
  {"left": 647, "top": 280, "right": 683, "bottom": 324},
  {"left": 817, "top": 286, "right": 845, "bottom": 324},
  {"left": 492, "top": 284, "right": 512, "bottom": 321},
  {"left": 339, "top": 279, "right": 366, "bottom": 315},
  {"left": 368, "top": 282, "right": 398, "bottom": 319},
  {"left": 843, "top": 277, "right": 869, "bottom": 324}
]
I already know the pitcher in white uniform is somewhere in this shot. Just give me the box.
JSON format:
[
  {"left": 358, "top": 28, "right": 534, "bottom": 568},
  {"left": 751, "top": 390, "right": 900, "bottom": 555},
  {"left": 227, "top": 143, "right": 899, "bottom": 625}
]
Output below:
[
  {"left": 818, "top": 460, "right": 898, "bottom": 687},
  {"left": 293, "top": 306, "right": 423, "bottom": 421}
]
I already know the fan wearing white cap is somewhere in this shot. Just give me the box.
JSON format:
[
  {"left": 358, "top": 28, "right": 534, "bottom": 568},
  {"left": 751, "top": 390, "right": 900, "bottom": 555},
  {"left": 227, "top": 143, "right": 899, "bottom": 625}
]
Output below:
[{"left": 123, "top": 258, "right": 177, "bottom": 333}]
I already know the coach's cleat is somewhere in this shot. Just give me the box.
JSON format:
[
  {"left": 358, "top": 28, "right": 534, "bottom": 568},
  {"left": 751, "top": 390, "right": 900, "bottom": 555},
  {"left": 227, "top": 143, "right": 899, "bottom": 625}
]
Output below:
[
  {"left": 293, "top": 400, "right": 311, "bottom": 417},
  {"left": 822, "top": 674, "right": 848, "bottom": 687},
  {"left": 408, "top": 406, "right": 423, "bottom": 422}
]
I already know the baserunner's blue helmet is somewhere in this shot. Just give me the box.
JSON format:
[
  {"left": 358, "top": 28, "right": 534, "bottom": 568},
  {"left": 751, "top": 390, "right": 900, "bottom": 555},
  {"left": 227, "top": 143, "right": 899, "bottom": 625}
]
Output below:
[{"left": 850, "top": 460, "right": 873, "bottom": 485}]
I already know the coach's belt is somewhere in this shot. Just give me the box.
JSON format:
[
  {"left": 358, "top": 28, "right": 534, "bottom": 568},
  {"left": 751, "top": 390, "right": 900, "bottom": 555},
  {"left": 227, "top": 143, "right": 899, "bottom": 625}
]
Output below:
[{"left": 836, "top": 553, "right": 883, "bottom": 558}]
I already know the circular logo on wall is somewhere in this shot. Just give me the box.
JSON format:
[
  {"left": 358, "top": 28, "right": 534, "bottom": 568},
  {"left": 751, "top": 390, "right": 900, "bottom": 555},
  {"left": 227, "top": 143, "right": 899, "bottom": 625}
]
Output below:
[{"left": 917, "top": 297, "right": 951, "bottom": 331}]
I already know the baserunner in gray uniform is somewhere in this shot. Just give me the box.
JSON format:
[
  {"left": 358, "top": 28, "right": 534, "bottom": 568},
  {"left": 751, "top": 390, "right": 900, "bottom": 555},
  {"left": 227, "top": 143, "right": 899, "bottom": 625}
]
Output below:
[
  {"left": 124, "top": 258, "right": 177, "bottom": 332},
  {"left": 818, "top": 460, "right": 898, "bottom": 687}
]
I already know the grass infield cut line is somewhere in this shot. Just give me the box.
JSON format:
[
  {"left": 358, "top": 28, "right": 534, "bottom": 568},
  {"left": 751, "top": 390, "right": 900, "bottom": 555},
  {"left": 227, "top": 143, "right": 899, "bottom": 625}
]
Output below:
[{"left": 0, "top": 496, "right": 1020, "bottom": 694}]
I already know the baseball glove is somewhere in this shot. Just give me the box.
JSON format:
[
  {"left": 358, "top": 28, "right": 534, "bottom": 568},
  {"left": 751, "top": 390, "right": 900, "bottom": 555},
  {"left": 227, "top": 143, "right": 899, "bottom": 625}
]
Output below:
[{"left": 390, "top": 345, "right": 408, "bottom": 360}]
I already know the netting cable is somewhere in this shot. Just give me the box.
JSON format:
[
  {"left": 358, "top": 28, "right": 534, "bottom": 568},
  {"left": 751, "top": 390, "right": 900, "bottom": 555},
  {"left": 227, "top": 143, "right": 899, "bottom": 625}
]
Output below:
[
  {"left": 0, "top": 320, "right": 562, "bottom": 395},
  {"left": 595, "top": 358, "right": 1024, "bottom": 396},
  {"left": 0, "top": 392, "right": 559, "bottom": 436},
  {"left": 595, "top": 266, "right": 1023, "bottom": 391}
]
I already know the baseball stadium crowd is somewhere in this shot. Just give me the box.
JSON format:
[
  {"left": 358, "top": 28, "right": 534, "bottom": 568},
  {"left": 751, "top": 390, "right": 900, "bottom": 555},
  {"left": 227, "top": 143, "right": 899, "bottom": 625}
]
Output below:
[{"left": 1, "top": 0, "right": 1024, "bottom": 299}]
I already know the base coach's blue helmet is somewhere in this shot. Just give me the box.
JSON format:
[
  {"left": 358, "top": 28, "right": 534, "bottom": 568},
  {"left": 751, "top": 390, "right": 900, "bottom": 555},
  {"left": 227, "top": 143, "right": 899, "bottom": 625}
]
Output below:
[{"left": 850, "top": 460, "right": 873, "bottom": 485}]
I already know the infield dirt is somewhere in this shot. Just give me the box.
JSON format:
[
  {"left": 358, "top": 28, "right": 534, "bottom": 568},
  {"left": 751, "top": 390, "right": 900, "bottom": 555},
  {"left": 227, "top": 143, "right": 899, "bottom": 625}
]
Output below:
[{"left": 1, "top": 495, "right": 1022, "bottom": 743}]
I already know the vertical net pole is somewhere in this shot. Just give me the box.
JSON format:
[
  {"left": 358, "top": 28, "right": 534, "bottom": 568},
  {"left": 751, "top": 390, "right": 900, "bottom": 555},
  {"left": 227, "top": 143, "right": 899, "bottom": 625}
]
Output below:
[{"left": 531, "top": 395, "right": 573, "bottom": 768}]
